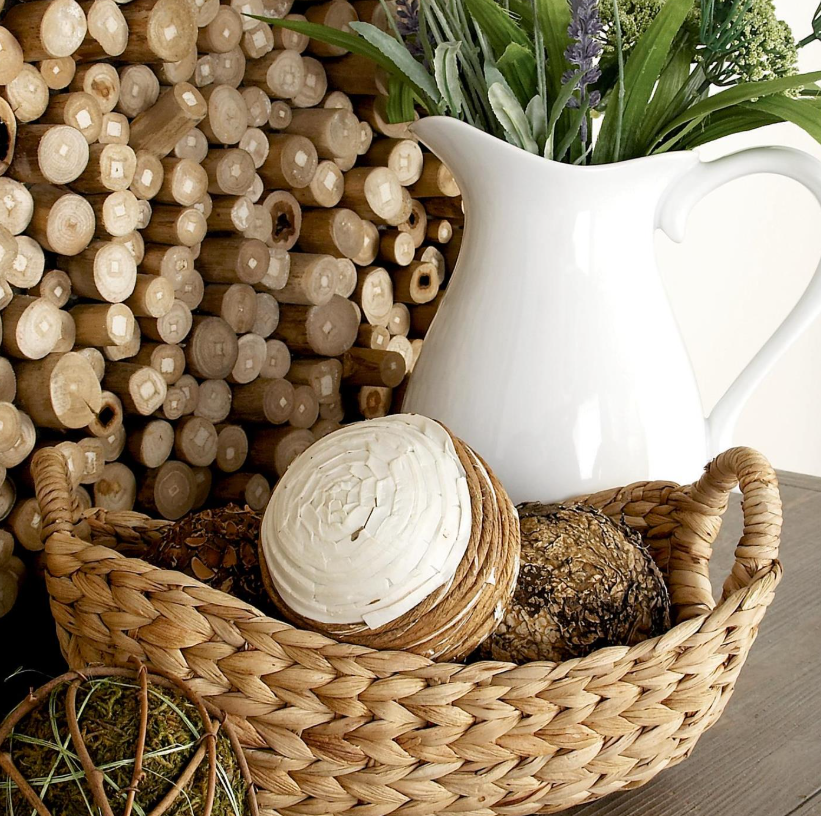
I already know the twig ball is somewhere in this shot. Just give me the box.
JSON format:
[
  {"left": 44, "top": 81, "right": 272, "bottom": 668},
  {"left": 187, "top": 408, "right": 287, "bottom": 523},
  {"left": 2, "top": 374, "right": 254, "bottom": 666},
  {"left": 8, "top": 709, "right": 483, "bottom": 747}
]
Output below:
[
  {"left": 0, "top": 664, "right": 253, "bottom": 816},
  {"left": 480, "top": 503, "right": 671, "bottom": 663},
  {"left": 259, "top": 414, "right": 521, "bottom": 661}
]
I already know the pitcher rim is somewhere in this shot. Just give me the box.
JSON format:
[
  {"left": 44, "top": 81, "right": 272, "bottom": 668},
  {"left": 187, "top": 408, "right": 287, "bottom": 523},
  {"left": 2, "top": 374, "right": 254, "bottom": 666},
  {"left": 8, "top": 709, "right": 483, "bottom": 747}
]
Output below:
[{"left": 410, "top": 116, "right": 701, "bottom": 172}]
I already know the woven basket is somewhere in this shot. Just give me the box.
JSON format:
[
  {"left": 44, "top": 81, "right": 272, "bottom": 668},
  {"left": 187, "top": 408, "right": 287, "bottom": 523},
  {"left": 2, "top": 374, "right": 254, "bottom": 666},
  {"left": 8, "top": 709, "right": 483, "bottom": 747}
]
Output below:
[{"left": 31, "top": 445, "right": 783, "bottom": 816}]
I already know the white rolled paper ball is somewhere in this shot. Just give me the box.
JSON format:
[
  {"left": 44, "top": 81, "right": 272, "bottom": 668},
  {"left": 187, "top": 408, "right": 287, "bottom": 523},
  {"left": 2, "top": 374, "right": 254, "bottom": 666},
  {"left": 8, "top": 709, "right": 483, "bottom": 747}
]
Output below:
[{"left": 261, "top": 414, "right": 473, "bottom": 629}]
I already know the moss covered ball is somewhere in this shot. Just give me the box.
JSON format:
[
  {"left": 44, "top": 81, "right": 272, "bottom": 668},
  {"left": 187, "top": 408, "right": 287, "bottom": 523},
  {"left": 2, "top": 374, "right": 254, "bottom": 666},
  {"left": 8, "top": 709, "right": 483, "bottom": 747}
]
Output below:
[
  {"left": 481, "top": 503, "right": 671, "bottom": 663},
  {"left": 1, "top": 670, "right": 249, "bottom": 816}
]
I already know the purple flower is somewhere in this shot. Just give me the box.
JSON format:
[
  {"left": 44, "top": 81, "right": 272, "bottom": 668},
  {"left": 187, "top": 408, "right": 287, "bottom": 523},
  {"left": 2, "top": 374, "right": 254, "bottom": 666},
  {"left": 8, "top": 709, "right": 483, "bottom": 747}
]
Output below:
[{"left": 562, "top": 0, "right": 604, "bottom": 146}]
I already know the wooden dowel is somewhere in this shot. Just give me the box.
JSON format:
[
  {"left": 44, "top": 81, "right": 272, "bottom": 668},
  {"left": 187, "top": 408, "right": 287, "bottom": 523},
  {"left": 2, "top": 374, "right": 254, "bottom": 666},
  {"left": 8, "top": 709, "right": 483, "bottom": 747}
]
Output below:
[
  {"left": 387, "top": 302, "right": 411, "bottom": 336},
  {"left": 0, "top": 411, "right": 34, "bottom": 468},
  {"left": 378, "top": 231, "right": 415, "bottom": 267},
  {"left": 0, "top": 180, "right": 31, "bottom": 237},
  {"left": 0, "top": 400, "right": 22, "bottom": 450},
  {"left": 304, "top": 0, "right": 356, "bottom": 57},
  {"left": 10, "top": 124, "right": 89, "bottom": 186},
  {"left": 207, "top": 194, "right": 254, "bottom": 233},
  {"left": 155, "top": 157, "right": 208, "bottom": 206},
  {"left": 286, "top": 357, "right": 342, "bottom": 405},
  {"left": 0, "top": 226, "right": 16, "bottom": 280},
  {"left": 199, "top": 282, "right": 257, "bottom": 332},
  {"left": 71, "top": 143, "right": 136, "bottom": 194},
  {"left": 140, "top": 243, "right": 194, "bottom": 286},
  {"left": 28, "top": 184, "right": 95, "bottom": 257},
  {"left": 230, "top": 376, "right": 293, "bottom": 423},
  {"left": 129, "top": 151, "right": 164, "bottom": 200},
  {"left": 120, "top": 0, "right": 197, "bottom": 63},
  {"left": 8, "top": 497, "right": 42, "bottom": 552},
  {"left": 129, "top": 83, "right": 207, "bottom": 157},
  {"left": 426, "top": 218, "right": 453, "bottom": 244},
  {"left": 185, "top": 315, "right": 238, "bottom": 379},
  {"left": 89, "top": 190, "right": 140, "bottom": 238},
  {"left": 0, "top": 476, "right": 16, "bottom": 522},
  {"left": 408, "top": 155, "right": 460, "bottom": 198},
  {"left": 192, "top": 0, "right": 220, "bottom": 27},
  {"left": 99, "top": 422, "right": 127, "bottom": 462},
  {"left": 141, "top": 205, "right": 207, "bottom": 247},
  {"left": 334, "top": 258, "right": 357, "bottom": 298},
  {"left": 363, "top": 138, "right": 423, "bottom": 187},
  {"left": 260, "top": 338, "right": 290, "bottom": 379},
  {"left": 199, "top": 83, "right": 247, "bottom": 146},
  {"left": 190, "top": 466, "right": 210, "bottom": 510},
  {"left": 325, "top": 52, "right": 388, "bottom": 96},
  {"left": 99, "top": 112, "right": 129, "bottom": 145},
  {"left": 298, "top": 207, "right": 363, "bottom": 259},
  {"left": 193, "top": 377, "right": 231, "bottom": 422},
  {"left": 269, "top": 99, "right": 292, "bottom": 130},
  {"left": 104, "top": 362, "right": 167, "bottom": 416},
  {"left": 252, "top": 292, "right": 279, "bottom": 338},
  {"left": 262, "top": 190, "right": 301, "bottom": 251},
  {"left": 398, "top": 199, "right": 428, "bottom": 247},
  {"left": 341, "top": 166, "right": 405, "bottom": 226},
  {"left": 285, "top": 108, "right": 358, "bottom": 159},
  {"left": 409, "top": 291, "right": 443, "bottom": 336},
  {"left": 319, "top": 393, "right": 344, "bottom": 422},
  {"left": 201, "top": 147, "right": 255, "bottom": 195},
  {"left": 211, "top": 46, "right": 245, "bottom": 88},
  {"left": 242, "top": 21, "right": 274, "bottom": 60},
  {"left": 70, "top": 62, "right": 119, "bottom": 113},
  {"left": 212, "top": 471, "right": 270, "bottom": 511},
  {"left": 124, "top": 274, "right": 175, "bottom": 318},
  {"left": 138, "top": 459, "right": 196, "bottom": 520},
  {"left": 4, "top": 0, "right": 87, "bottom": 62},
  {"left": 214, "top": 424, "right": 248, "bottom": 473},
  {"left": 2, "top": 297, "right": 60, "bottom": 359},
  {"left": 274, "top": 252, "right": 337, "bottom": 306},
  {"left": 243, "top": 48, "right": 304, "bottom": 100},
  {"left": 3, "top": 65, "right": 49, "bottom": 123},
  {"left": 197, "top": 5, "right": 242, "bottom": 53},
  {"left": 173, "top": 268, "right": 204, "bottom": 309},
  {"left": 423, "top": 196, "right": 465, "bottom": 222},
  {"left": 40, "top": 92, "right": 101, "bottom": 144},
  {"left": 356, "top": 94, "right": 413, "bottom": 139},
  {"left": 392, "top": 260, "right": 439, "bottom": 304},
  {"left": 116, "top": 227, "right": 147, "bottom": 263},
  {"left": 249, "top": 426, "right": 314, "bottom": 477},
  {"left": 77, "top": 0, "right": 128, "bottom": 59},
  {"left": 176, "top": 374, "right": 198, "bottom": 415},
  {"left": 85, "top": 388, "right": 124, "bottom": 439},
  {"left": 288, "top": 383, "right": 318, "bottom": 428},
  {"left": 193, "top": 53, "right": 215, "bottom": 88},
  {"left": 131, "top": 342, "right": 185, "bottom": 384},
  {"left": 173, "top": 127, "right": 209, "bottom": 163},
  {"left": 274, "top": 294, "right": 357, "bottom": 356},
  {"left": 197, "top": 237, "right": 268, "bottom": 284},
  {"left": 127, "top": 418, "right": 174, "bottom": 467},
  {"left": 354, "top": 265, "right": 392, "bottom": 325},
  {"left": 387, "top": 333, "right": 413, "bottom": 371},
  {"left": 71, "top": 302, "right": 134, "bottom": 347},
  {"left": 174, "top": 415, "right": 217, "bottom": 467},
  {"left": 40, "top": 57, "right": 77, "bottom": 91},
  {"left": 102, "top": 316, "right": 140, "bottom": 361},
  {"left": 155, "top": 45, "right": 197, "bottom": 86},
  {"left": 343, "top": 347, "right": 405, "bottom": 387},
  {"left": 229, "top": 332, "right": 266, "bottom": 384},
  {"left": 312, "top": 418, "right": 341, "bottom": 438},
  {"left": 31, "top": 269, "right": 71, "bottom": 308},
  {"left": 7, "top": 237, "right": 42, "bottom": 291},
  {"left": 93, "top": 462, "right": 136, "bottom": 512},
  {"left": 239, "top": 127, "right": 269, "bottom": 170},
  {"left": 116, "top": 64, "right": 159, "bottom": 118},
  {"left": 242, "top": 86, "right": 271, "bottom": 130},
  {"left": 0, "top": 28, "right": 24, "bottom": 86},
  {"left": 76, "top": 437, "right": 106, "bottom": 484},
  {"left": 357, "top": 323, "right": 389, "bottom": 350},
  {"left": 352, "top": 218, "right": 379, "bottom": 266},
  {"left": 416, "top": 245, "right": 447, "bottom": 286},
  {"left": 137, "top": 298, "right": 192, "bottom": 344},
  {"left": 357, "top": 384, "right": 392, "bottom": 419},
  {"left": 52, "top": 310, "right": 76, "bottom": 354},
  {"left": 291, "top": 159, "right": 343, "bottom": 208},
  {"left": 260, "top": 133, "right": 317, "bottom": 189}
]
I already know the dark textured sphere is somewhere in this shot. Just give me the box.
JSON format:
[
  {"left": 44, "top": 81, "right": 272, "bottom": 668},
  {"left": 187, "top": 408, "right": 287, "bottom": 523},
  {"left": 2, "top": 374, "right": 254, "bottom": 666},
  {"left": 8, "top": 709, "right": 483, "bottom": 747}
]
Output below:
[{"left": 481, "top": 503, "right": 671, "bottom": 663}]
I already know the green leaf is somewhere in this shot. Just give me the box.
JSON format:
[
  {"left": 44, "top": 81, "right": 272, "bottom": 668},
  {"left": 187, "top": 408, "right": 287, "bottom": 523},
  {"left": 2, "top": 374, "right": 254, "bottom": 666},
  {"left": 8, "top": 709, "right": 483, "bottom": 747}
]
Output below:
[
  {"left": 433, "top": 42, "right": 466, "bottom": 115},
  {"left": 497, "top": 43, "right": 538, "bottom": 107},
  {"left": 386, "top": 75, "right": 416, "bottom": 123},
  {"left": 544, "top": 69, "right": 583, "bottom": 159},
  {"left": 595, "top": 0, "right": 693, "bottom": 163},
  {"left": 464, "top": 0, "right": 532, "bottom": 59},
  {"left": 553, "top": 100, "right": 589, "bottom": 161},
  {"left": 487, "top": 81, "right": 539, "bottom": 153},
  {"left": 741, "top": 95, "right": 821, "bottom": 144},
  {"left": 349, "top": 22, "right": 442, "bottom": 105},
  {"left": 637, "top": 41, "right": 692, "bottom": 152},
  {"left": 533, "top": 0, "right": 572, "bottom": 100},
  {"left": 677, "top": 109, "right": 778, "bottom": 148},
  {"left": 526, "top": 94, "right": 546, "bottom": 148},
  {"left": 654, "top": 70, "right": 821, "bottom": 148}
]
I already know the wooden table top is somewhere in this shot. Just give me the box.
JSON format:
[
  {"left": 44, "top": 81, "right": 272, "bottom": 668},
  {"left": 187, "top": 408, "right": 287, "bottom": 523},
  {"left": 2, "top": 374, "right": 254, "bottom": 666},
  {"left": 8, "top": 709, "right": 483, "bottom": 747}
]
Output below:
[
  {"left": 1, "top": 471, "right": 819, "bottom": 815},
  {"left": 571, "top": 470, "right": 821, "bottom": 816}
]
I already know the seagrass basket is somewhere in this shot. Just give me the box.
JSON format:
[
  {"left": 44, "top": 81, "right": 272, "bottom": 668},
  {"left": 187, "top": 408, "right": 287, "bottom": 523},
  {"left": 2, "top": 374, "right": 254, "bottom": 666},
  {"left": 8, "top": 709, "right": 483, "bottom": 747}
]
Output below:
[{"left": 31, "top": 445, "right": 783, "bottom": 816}]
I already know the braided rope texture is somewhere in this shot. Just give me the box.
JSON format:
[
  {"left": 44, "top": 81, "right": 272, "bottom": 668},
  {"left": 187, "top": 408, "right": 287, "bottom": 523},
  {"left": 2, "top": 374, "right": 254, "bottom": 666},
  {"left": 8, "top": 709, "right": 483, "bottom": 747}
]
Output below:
[{"left": 32, "top": 446, "right": 783, "bottom": 816}]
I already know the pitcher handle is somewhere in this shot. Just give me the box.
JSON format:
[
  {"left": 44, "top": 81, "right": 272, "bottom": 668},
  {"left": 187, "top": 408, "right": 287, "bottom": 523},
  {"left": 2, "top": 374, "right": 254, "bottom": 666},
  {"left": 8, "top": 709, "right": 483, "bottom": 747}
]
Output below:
[{"left": 656, "top": 146, "right": 821, "bottom": 454}]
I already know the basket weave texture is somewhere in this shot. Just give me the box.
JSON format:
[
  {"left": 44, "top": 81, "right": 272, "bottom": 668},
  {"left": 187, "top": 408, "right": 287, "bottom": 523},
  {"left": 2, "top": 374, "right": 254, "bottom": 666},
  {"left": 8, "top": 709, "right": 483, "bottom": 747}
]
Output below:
[{"left": 32, "top": 446, "right": 783, "bottom": 816}]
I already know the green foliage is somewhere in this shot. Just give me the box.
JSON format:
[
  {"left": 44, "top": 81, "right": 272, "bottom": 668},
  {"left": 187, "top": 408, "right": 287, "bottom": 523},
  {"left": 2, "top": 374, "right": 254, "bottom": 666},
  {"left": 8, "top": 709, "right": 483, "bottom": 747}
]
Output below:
[{"left": 254, "top": 0, "right": 821, "bottom": 165}]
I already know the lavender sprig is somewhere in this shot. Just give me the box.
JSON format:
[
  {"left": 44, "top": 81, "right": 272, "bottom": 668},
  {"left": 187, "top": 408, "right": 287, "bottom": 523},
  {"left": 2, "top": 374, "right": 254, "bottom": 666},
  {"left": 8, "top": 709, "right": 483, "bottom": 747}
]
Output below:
[{"left": 562, "top": 0, "right": 604, "bottom": 148}]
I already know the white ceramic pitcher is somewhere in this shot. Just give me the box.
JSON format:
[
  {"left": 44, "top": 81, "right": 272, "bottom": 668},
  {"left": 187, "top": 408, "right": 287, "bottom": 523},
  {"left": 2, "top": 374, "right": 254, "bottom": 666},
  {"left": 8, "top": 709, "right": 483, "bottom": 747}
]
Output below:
[{"left": 402, "top": 116, "right": 821, "bottom": 503}]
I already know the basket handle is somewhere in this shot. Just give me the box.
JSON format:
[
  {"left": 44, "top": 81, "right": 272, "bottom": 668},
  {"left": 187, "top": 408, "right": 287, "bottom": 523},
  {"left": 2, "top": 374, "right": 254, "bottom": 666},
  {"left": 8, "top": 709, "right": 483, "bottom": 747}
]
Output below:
[
  {"left": 689, "top": 446, "right": 782, "bottom": 603},
  {"left": 32, "top": 447, "right": 79, "bottom": 540}
]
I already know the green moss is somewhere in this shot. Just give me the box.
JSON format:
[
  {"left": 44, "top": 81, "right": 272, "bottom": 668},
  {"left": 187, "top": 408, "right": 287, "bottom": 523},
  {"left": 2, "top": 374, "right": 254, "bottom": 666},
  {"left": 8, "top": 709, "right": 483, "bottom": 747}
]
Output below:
[{"left": 1, "top": 678, "right": 247, "bottom": 816}]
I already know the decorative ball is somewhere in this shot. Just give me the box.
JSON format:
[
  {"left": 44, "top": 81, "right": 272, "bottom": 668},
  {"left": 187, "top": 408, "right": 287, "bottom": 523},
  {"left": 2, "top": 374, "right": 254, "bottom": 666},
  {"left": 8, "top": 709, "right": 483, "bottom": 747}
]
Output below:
[
  {"left": 144, "top": 504, "right": 269, "bottom": 611},
  {"left": 481, "top": 503, "right": 671, "bottom": 663},
  {"left": 0, "top": 664, "right": 252, "bottom": 816},
  {"left": 260, "top": 414, "right": 521, "bottom": 661}
]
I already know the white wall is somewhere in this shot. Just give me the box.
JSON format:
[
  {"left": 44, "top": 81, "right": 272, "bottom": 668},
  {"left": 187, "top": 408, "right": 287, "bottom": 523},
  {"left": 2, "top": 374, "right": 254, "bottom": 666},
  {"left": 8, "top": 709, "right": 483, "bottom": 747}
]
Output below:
[{"left": 655, "top": 0, "right": 821, "bottom": 476}]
